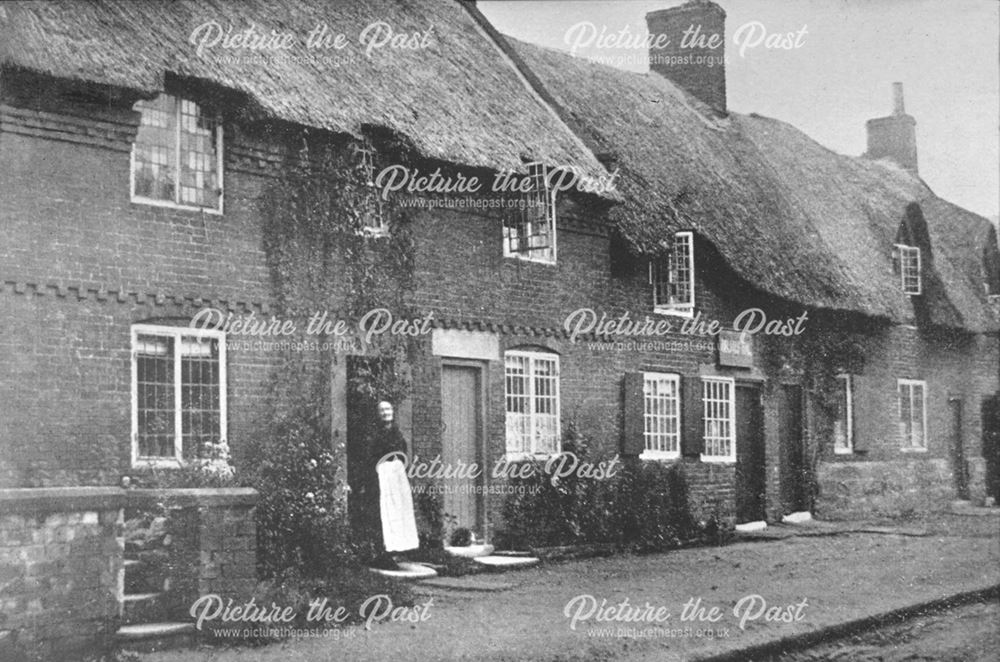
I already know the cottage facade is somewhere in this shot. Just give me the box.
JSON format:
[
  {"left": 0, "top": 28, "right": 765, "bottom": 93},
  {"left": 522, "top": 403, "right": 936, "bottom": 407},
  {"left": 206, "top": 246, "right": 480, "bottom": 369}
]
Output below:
[{"left": 2, "top": 0, "right": 998, "bottom": 537}]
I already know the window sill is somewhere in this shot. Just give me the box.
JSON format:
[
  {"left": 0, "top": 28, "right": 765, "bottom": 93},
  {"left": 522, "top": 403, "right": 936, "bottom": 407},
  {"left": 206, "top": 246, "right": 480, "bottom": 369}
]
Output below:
[
  {"left": 132, "top": 195, "right": 223, "bottom": 215},
  {"left": 699, "top": 454, "right": 736, "bottom": 464},
  {"left": 653, "top": 307, "right": 694, "bottom": 318},
  {"left": 899, "top": 446, "right": 928, "bottom": 453},
  {"left": 640, "top": 451, "right": 680, "bottom": 462},
  {"left": 833, "top": 447, "right": 854, "bottom": 455},
  {"left": 132, "top": 457, "right": 183, "bottom": 469},
  {"left": 503, "top": 253, "right": 557, "bottom": 266}
]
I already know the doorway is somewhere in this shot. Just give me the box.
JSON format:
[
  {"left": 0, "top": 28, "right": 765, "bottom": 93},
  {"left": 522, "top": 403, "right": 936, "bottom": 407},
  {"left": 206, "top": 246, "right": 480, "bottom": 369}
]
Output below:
[
  {"left": 779, "top": 384, "right": 809, "bottom": 514},
  {"left": 983, "top": 395, "right": 1000, "bottom": 502},
  {"left": 440, "top": 363, "right": 484, "bottom": 536},
  {"left": 735, "top": 383, "right": 766, "bottom": 524},
  {"left": 949, "top": 398, "right": 969, "bottom": 500}
]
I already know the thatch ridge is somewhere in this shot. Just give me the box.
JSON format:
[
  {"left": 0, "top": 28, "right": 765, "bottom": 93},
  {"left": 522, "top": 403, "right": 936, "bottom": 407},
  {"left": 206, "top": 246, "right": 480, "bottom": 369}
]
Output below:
[{"left": 509, "top": 37, "right": 997, "bottom": 332}]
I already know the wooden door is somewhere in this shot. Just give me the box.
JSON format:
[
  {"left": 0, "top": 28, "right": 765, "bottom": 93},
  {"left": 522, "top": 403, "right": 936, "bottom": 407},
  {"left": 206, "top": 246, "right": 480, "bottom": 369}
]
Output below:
[{"left": 441, "top": 365, "right": 482, "bottom": 534}]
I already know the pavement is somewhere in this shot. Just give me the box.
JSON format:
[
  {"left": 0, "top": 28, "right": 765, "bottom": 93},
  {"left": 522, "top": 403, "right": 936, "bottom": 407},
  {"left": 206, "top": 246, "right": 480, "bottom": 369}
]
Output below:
[{"left": 138, "top": 511, "right": 1000, "bottom": 662}]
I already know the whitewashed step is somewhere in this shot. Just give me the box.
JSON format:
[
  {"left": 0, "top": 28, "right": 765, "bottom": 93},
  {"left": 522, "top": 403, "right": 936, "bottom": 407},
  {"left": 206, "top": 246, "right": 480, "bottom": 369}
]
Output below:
[
  {"left": 368, "top": 561, "right": 438, "bottom": 580},
  {"left": 444, "top": 544, "right": 495, "bottom": 559},
  {"left": 473, "top": 555, "right": 539, "bottom": 569},
  {"left": 116, "top": 621, "right": 196, "bottom": 653},
  {"left": 117, "top": 622, "right": 194, "bottom": 640},
  {"left": 122, "top": 592, "right": 169, "bottom": 624},
  {"left": 781, "top": 511, "right": 813, "bottom": 524},
  {"left": 734, "top": 520, "right": 768, "bottom": 532}
]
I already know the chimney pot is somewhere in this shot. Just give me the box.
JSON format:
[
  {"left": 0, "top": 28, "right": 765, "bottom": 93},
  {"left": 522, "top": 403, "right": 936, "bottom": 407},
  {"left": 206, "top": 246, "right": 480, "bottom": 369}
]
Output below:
[{"left": 893, "top": 82, "right": 905, "bottom": 115}]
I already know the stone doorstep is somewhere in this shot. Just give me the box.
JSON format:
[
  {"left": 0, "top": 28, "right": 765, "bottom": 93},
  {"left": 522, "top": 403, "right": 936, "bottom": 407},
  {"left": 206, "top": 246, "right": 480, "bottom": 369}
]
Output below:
[
  {"left": 368, "top": 561, "right": 439, "bottom": 580},
  {"left": 472, "top": 555, "right": 540, "bottom": 569},
  {"left": 122, "top": 591, "right": 172, "bottom": 624},
  {"left": 116, "top": 622, "right": 197, "bottom": 654}
]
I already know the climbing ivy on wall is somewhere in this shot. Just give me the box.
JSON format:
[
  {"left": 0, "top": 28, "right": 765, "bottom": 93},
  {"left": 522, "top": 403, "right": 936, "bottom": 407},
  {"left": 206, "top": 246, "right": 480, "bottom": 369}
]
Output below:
[{"left": 250, "top": 132, "right": 418, "bottom": 577}]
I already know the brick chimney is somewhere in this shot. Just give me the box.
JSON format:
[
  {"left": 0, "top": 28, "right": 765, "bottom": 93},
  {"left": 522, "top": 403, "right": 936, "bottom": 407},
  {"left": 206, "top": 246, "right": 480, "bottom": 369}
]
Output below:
[
  {"left": 865, "top": 82, "right": 918, "bottom": 174},
  {"left": 646, "top": 1, "right": 727, "bottom": 115}
]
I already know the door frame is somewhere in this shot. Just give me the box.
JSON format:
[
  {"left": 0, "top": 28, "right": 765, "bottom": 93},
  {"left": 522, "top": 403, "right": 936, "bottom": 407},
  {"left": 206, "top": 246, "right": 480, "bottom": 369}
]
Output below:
[{"left": 440, "top": 358, "right": 489, "bottom": 538}]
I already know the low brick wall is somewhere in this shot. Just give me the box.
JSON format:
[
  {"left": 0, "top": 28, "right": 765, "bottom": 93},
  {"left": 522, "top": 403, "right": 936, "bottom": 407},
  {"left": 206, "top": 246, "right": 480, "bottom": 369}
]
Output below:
[
  {"left": 0, "top": 487, "right": 125, "bottom": 661},
  {"left": 815, "top": 458, "right": 959, "bottom": 519},
  {"left": 125, "top": 488, "right": 258, "bottom": 618},
  {"left": 679, "top": 460, "right": 737, "bottom": 525}
]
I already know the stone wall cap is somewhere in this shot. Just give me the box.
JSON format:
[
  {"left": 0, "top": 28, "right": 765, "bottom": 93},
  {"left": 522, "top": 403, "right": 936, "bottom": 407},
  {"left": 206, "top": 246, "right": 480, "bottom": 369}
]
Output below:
[
  {"left": 0, "top": 486, "right": 127, "bottom": 513},
  {"left": 125, "top": 487, "right": 259, "bottom": 507}
]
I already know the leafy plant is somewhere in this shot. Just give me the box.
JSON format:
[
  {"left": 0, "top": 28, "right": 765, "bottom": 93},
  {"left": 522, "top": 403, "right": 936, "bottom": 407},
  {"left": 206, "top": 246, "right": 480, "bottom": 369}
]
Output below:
[{"left": 500, "top": 427, "right": 699, "bottom": 552}]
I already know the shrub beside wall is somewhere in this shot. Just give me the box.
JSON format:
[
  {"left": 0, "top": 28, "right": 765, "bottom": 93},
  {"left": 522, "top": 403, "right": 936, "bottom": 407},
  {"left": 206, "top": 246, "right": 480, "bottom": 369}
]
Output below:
[{"left": 498, "top": 442, "right": 701, "bottom": 552}]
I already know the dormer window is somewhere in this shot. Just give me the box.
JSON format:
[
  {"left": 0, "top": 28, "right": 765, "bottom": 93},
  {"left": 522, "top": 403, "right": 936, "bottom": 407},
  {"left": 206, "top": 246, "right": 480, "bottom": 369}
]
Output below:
[
  {"left": 131, "top": 94, "right": 223, "bottom": 213},
  {"left": 503, "top": 165, "right": 556, "bottom": 264},
  {"left": 650, "top": 231, "right": 695, "bottom": 316},
  {"left": 894, "top": 244, "right": 922, "bottom": 295},
  {"left": 355, "top": 140, "right": 388, "bottom": 236}
]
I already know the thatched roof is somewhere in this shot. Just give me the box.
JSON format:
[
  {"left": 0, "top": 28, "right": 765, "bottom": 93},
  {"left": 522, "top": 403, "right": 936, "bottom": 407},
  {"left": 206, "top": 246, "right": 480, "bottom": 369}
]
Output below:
[
  {"left": 510, "top": 37, "right": 998, "bottom": 333},
  {"left": 0, "top": 0, "right": 606, "bottom": 182}
]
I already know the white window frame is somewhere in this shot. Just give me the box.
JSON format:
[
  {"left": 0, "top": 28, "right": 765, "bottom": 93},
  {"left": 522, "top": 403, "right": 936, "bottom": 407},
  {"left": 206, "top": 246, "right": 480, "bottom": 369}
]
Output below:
[
  {"left": 502, "top": 165, "right": 557, "bottom": 265},
  {"left": 650, "top": 231, "right": 695, "bottom": 317},
  {"left": 895, "top": 244, "right": 922, "bottom": 295},
  {"left": 640, "top": 372, "right": 682, "bottom": 461},
  {"left": 504, "top": 350, "right": 561, "bottom": 461},
  {"left": 897, "top": 378, "right": 928, "bottom": 452},
  {"left": 130, "top": 324, "right": 227, "bottom": 467},
  {"left": 130, "top": 94, "right": 224, "bottom": 215},
  {"left": 833, "top": 374, "right": 853, "bottom": 455},
  {"left": 701, "top": 376, "right": 736, "bottom": 463}
]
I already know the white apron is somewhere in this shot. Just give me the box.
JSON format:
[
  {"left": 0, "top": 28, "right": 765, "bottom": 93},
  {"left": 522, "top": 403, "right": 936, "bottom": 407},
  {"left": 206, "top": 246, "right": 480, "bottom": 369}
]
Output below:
[{"left": 377, "top": 458, "right": 419, "bottom": 552}]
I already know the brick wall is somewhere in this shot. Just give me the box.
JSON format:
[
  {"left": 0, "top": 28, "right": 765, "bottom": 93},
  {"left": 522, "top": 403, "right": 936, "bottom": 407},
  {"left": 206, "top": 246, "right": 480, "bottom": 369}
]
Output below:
[{"left": 0, "top": 487, "right": 124, "bottom": 661}]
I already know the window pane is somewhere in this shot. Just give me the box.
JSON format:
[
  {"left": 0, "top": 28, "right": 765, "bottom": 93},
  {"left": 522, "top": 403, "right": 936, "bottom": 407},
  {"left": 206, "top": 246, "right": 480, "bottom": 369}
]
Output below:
[
  {"left": 505, "top": 352, "right": 559, "bottom": 455},
  {"left": 911, "top": 384, "right": 925, "bottom": 448},
  {"left": 899, "top": 383, "right": 913, "bottom": 445},
  {"left": 503, "top": 168, "right": 554, "bottom": 261},
  {"left": 670, "top": 233, "right": 693, "bottom": 307},
  {"left": 178, "top": 100, "right": 221, "bottom": 209},
  {"left": 181, "top": 336, "right": 221, "bottom": 459},
  {"left": 644, "top": 374, "right": 680, "bottom": 454},
  {"left": 133, "top": 95, "right": 177, "bottom": 202},
  {"left": 702, "top": 378, "right": 733, "bottom": 459},
  {"left": 136, "top": 334, "right": 175, "bottom": 458}
]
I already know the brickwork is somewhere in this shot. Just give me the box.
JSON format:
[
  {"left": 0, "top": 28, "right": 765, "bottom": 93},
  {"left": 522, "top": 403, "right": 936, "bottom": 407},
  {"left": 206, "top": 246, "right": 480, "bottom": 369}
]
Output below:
[{"left": 0, "top": 488, "right": 124, "bottom": 661}]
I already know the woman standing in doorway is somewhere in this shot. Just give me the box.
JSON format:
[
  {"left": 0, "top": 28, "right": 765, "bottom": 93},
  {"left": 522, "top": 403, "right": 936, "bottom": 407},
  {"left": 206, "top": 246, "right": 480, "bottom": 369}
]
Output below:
[{"left": 367, "top": 400, "right": 419, "bottom": 568}]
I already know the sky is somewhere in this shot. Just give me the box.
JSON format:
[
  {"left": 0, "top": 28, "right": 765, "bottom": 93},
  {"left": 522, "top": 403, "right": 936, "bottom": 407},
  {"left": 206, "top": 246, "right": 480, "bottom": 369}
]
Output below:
[{"left": 479, "top": 0, "right": 1000, "bottom": 220}]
